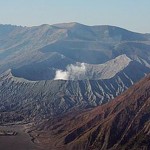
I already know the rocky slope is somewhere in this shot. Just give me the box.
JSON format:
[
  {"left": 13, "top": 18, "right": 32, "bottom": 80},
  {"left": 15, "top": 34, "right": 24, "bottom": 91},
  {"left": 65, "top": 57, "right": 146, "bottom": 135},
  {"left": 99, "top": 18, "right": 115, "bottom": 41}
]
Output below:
[
  {"left": 34, "top": 74, "right": 150, "bottom": 150},
  {"left": 0, "top": 55, "right": 149, "bottom": 122},
  {"left": 0, "top": 23, "right": 150, "bottom": 123},
  {"left": 0, "top": 23, "right": 150, "bottom": 149},
  {"left": 0, "top": 23, "right": 150, "bottom": 78}
]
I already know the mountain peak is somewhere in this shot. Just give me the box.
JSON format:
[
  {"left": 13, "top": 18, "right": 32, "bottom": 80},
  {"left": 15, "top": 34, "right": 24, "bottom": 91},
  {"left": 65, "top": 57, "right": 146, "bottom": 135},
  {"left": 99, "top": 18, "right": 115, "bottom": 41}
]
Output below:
[{"left": 52, "top": 22, "right": 86, "bottom": 29}]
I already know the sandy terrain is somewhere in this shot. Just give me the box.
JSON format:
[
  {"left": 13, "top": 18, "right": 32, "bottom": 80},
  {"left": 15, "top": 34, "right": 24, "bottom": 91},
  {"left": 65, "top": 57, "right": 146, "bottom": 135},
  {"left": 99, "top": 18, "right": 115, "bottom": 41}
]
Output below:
[{"left": 0, "top": 125, "right": 44, "bottom": 150}]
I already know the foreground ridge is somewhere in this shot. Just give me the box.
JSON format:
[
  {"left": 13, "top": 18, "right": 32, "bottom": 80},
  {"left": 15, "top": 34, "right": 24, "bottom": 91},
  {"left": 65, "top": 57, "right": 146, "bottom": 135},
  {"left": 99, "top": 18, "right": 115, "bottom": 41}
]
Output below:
[{"left": 34, "top": 74, "right": 150, "bottom": 150}]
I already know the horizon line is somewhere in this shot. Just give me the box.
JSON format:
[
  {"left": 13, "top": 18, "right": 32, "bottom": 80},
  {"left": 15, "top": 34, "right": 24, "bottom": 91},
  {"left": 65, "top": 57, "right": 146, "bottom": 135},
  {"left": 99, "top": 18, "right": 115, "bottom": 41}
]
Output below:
[{"left": 0, "top": 22, "right": 149, "bottom": 34}]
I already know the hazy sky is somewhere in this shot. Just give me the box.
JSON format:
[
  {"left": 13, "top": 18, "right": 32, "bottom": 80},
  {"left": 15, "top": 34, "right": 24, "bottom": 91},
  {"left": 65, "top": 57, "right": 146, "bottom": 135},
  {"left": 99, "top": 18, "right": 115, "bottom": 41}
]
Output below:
[{"left": 0, "top": 0, "right": 150, "bottom": 33}]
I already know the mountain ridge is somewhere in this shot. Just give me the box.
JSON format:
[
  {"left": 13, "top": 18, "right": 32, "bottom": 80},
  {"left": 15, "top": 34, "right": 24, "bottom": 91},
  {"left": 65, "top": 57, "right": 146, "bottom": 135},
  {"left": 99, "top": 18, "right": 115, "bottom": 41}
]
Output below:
[
  {"left": 0, "top": 22, "right": 150, "bottom": 74},
  {"left": 0, "top": 22, "right": 149, "bottom": 34},
  {"left": 33, "top": 74, "right": 150, "bottom": 150},
  {"left": 0, "top": 22, "right": 150, "bottom": 149},
  {"left": 0, "top": 22, "right": 149, "bottom": 125}
]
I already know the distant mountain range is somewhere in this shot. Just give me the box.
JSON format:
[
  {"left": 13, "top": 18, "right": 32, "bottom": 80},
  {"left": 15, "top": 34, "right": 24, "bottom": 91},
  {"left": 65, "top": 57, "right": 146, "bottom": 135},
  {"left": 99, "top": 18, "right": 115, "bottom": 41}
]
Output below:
[
  {"left": 33, "top": 74, "right": 150, "bottom": 150},
  {"left": 0, "top": 23, "right": 150, "bottom": 76},
  {"left": 0, "top": 23, "right": 150, "bottom": 122}
]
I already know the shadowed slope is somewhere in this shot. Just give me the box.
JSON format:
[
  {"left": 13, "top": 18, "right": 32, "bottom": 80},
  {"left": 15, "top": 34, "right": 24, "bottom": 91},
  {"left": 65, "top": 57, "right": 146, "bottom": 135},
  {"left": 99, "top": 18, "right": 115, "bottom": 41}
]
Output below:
[{"left": 35, "top": 74, "right": 150, "bottom": 150}]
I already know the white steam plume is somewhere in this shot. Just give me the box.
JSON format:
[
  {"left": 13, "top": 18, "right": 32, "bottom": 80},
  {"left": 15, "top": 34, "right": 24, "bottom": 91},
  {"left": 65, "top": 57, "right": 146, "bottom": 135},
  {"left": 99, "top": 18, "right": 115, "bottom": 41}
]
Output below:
[
  {"left": 54, "top": 63, "right": 86, "bottom": 80},
  {"left": 54, "top": 70, "right": 69, "bottom": 80}
]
